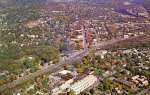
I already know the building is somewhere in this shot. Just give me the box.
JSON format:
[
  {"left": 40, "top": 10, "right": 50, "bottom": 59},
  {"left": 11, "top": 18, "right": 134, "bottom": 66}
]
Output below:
[
  {"left": 95, "top": 50, "right": 108, "bottom": 59},
  {"left": 58, "top": 70, "right": 71, "bottom": 75},
  {"left": 142, "top": 80, "right": 148, "bottom": 86},
  {"left": 51, "top": 70, "right": 74, "bottom": 95},
  {"left": 70, "top": 75, "right": 97, "bottom": 94},
  {"left": 114, "top": 78, "right": 136, "bottom": 89},
  {"left": 146, "top": 91, "right": 150, "bottom": 95},
  {"left": 124, "top": 35, "right": 129, "bottom": 38},
  {"left": 132, "top": 75, "right": 140, "bottom": 80},
  {"left": 132, "top": 75, "right": 149, "bottom": 87},
  {"left": 51, "top": 78, "right": 74, "bottom": 95}
]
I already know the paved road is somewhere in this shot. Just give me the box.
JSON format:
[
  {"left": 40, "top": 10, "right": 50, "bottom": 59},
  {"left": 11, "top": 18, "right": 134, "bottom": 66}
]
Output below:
[
  {"left": 115, "top": 23, "right": 150, "bottom": 25},
  {"left": 91, "top": 35, "right": 144, "bottom": 51},
  {"left": 136, "top": 88, "right": 150, "bottom": 95},
  {"left": 0, "top": 35, "right": 143, "bottom": 93},
  {"left": 0, "top": 50, "right": 87, "bottom": 93}
]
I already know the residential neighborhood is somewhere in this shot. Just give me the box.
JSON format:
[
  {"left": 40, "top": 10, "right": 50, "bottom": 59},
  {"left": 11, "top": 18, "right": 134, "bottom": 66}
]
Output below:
[{"left": 0, "top": 0, "right": 150, "bottom": 95}]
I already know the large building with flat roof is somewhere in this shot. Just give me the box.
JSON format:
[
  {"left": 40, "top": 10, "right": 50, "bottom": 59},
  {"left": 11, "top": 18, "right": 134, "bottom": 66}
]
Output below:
[{"left": 70, "top": 75, "right": 97, "bottom": 95}]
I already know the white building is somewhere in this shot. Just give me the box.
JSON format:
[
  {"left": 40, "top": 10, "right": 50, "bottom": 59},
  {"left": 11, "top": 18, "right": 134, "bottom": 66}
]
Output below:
[
  {"left": 124, "top": 35, "right": 129, "bottom": 39},
  {"left": 51, "top": 78, "right": 74, "bottom": 95},
  {"left": 70, "top": 75, "right": 97, "bottom": 95},
  {"left": 51, "top": 70, "right": 73, "bottom": 95},
  {"left": 95, "top": 50, "right": 108, "bottom": 59},
  {"left": 142, "top": 80, "right": 148, "bottom": 86},
  {"left": 77, "top": 35, "right": 83, "bottom": 40},
  {"left": 132, "top": 75, "right": 140, "bottom": 80},
  {"left": 58, "top": 70, "right": 71, "bottom": 75}
]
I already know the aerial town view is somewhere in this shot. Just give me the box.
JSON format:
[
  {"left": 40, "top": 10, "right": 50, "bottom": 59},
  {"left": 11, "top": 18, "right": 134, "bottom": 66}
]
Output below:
[{"left": 0, "top": 0, "right": 150, "bottom": 95}]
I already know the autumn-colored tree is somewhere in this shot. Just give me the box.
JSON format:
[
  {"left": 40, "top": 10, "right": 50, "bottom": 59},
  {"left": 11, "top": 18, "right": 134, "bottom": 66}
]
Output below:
[
  {"left": 64, "top": 63, "right": 69, "bottom": 70},
  {"left": 42, "top": 75, "right": 46, "bottom": 79},
  {"left": 118, "top": 84, "right": 122, "bottom": 90},
  {"left": 67, "top": 90, "right": 74, "bottom": 95},
  {"left": 77, "top": 68, "right": 84, "bottom": 73},
  {"left": 35, "top": 77, "right": 41, "bottom": 83}
]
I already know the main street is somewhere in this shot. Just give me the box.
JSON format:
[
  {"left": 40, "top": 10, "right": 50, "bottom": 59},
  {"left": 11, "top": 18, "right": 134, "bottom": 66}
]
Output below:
[{"left": 0, "top": 35, "right": 144, "bottom": 93}]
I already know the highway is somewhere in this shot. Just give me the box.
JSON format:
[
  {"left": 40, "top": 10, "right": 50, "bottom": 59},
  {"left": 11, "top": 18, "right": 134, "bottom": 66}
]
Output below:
[{"left": 0, "top": 35, "right": 143, "bottom": 93}]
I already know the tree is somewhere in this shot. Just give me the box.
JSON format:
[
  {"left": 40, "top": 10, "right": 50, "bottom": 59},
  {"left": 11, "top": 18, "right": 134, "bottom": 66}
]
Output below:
[
  {"left": 118, "top": 84, "right": 122, "bottom": 90},
  {"left": 80, "top": 92, "right": 88, "bottom": 95},
  {"left": 42, "top": 75, "right": 46, "bottom": 79},
  {"left": 109, "top": 85, "right": 113, "bottom": 92},
  {"left": 23, "top": 59, "right": 34, "bottom": 69},
  {"left": 42, "top": 77, "right": 49, "bottom": 88},
  {"left": 4, "top": 90, "right": 12, "bottom": 95},
  {"left": 28, "top": 89, "right": 34, "bottom": 95},
  {"left": 64, "top": 63, "right": 69, "bottom": 70},
  {"left": 93, "top": 68, "right": 100, "bottom": 75},
  {"left": 59, "top": 93, "right": 67, "bottom": 95},
  {"left": 89, "top": 89, "right": 95, "bottom": 94},
  {"left": 103, "top": 78, "right": 110, "bottom": 90},
  {"left": 59, "top": 43, "right": 67, "bottom": 51},
  {"left": 30, "top": 68, "right": 35, "bottom": 73},
  {"left": 98, "top": 84, "right": 104, "bottom": 91},
  {"left": 83, "top": 58, "right": 90, "bottom": 65},
  {"left": 116, "top": 64, "right": 121, "bottom": 72},
  {"left": 22, "top": 82, "right": 29, "bottom": 92},
  {"left": 77, "top": 68, "right": 84, "bottom": 73},
  {"left": 35, "top": 77, "right": 41, "bottom": 83},
  {"left": 73, "top": 63, "right": 78, "bottom": 68},
  {"left": 67, "top": 90, "right": 74, "bottom": 95},
  {"left": 35, "top": 46, "right": 60, "bottom": 62},
  {"left": 125, "top": 63, "right": 131, "bottom": 70},
  {"left": 127, "top": 58, "right": 134, "bottom": 65}
]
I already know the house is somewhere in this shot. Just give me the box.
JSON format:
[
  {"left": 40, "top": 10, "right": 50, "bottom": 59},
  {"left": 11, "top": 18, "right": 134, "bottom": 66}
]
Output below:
[
  {"left": 95, "top": 50, "right": 108, "bottom": 59},
  {"left": 36, "top": 91, "right": 44, "bottom": 95},
  {"left": 103, "top": 71, "right": 110, "bottom": 77},
  {"left": 58, "top": 70, "right": 71, "bottom": 75},
  {"left": 139, "top": 32, "right": 144, "bottom": 35},
  {"left": 123, "top": 49, "right": 132, "bottom": 54},
  {"left": 114, "top": 78, "right": 136, "bottom": 89},
  {"left": 132, "top": 75, "right": 149, "bottom": 87},
  {"left": 13, "top": 92, "right": 20, "bottom": 95},
  {"left": 146, "top": 91, "right": 150, "bottom": 95},
  {"left": 77, "top": 35, "right": 83, "bottom": 40},
  {"left": 124, "top": 35, "right": 129, "bottom": 38},
  {"left": 132, "top": 75, "right": 140, "bottom": 80},
  {"left": 142, "top": 80, "right": 148, "bottom": 86}
]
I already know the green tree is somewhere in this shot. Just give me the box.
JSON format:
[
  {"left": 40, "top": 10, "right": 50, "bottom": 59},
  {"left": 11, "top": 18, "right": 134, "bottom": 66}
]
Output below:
[
  {"left": 109, "top": 85, "right": 113, "bottom": 92},
  {"left": 35, "top": 46, "right": 60, "bottom": 62},
  {"left": 116, "top": 64, "right": 121, "bottom": 72},
  {"left": 28, "top": 89, "right": 34, "bottom": 95},
  {"left": 80, "top": 91, "right": 88, "bottom": 95},
  {"left": 98, "top": 84, "right": 104, "bottom": 91},
  {"left": 118, "top": 84, "right": 122, "bottom": 90},
  {"left": 89, "top": 89, "right": 95, "bottom": 94},
  {"left": 103, "top": 78, "right": 110, "bottom": 90}
]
